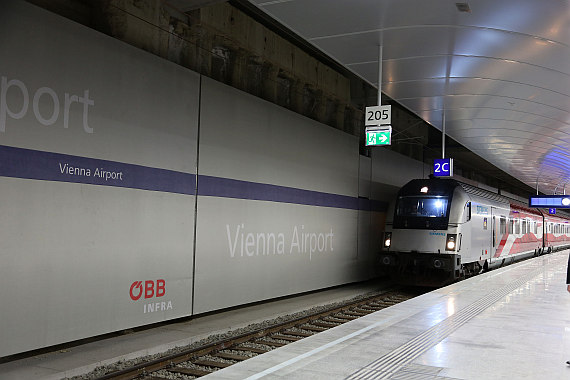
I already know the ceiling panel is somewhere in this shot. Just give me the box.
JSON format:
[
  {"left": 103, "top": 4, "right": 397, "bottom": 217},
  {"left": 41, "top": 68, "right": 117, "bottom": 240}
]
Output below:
[{"left": 248, "top": 0, "right": 570, "bottom": 194}]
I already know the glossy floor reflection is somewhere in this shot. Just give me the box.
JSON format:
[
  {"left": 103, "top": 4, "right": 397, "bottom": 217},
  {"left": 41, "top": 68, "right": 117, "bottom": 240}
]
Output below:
[{"left": 205, "top": 250, "right": 570, "bottom": 380}]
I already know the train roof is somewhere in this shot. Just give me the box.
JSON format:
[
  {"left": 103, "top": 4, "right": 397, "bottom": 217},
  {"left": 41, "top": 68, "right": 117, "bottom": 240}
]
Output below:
[{"left": 459, "top": 180, "right": 570, "bottom": 219}]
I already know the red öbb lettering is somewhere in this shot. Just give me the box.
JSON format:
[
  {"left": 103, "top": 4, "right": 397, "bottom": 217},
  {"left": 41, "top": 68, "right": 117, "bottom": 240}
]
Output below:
[
  {"left": 145, "top": 280, "right": 154, "bottom": 299},
  {"left": 156, "top": 279, "right": 166, "bottom": 297},
  {"left": 130, "top": 279, "right": 166, "bottom": 301},
  {"left": 129, "top": 281, "right": 143, "bottom": 301}
]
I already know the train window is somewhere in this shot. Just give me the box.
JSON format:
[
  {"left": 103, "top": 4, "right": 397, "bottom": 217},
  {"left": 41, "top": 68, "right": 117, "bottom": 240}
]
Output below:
[
  {"left": 500, "top": 217, "right": 506, "bottom": 234},
  {"left": 465, "top": 202, "right": 471, "bottom": 221},
  {"left": 396, "top": 196, "right": 449, "bottom": 218},
  {"left": 528, "top": 221, "right": 532, "bottom": 234},
  {"left": 515, "top": 220, "right": 520, "bottom": 234},
  {"left": 522, "top": 220, "right": 527, "bottom": 234},
  {"left": 509, "top": 219, "right": 513, "bottom": 234}
]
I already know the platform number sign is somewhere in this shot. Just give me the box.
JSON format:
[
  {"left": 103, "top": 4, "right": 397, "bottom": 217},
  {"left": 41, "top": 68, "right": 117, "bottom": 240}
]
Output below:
[
  {"left": 434, "top": 158, "right": 454, "bottom": 177},
  {"left": 365, "top": 105, "right": 391, "bottom": 126},
  {"left": 549, "top": 208, "right": 556, "bottom": 215}
]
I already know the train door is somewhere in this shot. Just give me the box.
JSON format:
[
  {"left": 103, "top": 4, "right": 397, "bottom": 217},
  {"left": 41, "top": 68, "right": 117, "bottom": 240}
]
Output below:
[{"left": 491, "top": 208, "right": 499, "bottom": 258}]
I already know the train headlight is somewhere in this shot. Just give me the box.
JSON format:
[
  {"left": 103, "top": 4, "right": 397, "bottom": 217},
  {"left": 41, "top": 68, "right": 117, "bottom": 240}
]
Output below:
[
  {"left": 446, "top": 234, "right": 457, "bottom": 251},
  {"left": 384, "top": 232, "right": 392, "bottom": 248}
]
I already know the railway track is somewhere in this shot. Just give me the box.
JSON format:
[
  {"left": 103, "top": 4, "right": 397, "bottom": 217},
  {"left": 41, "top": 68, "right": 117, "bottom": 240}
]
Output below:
[{"left": 91, "top": 288, "right": 425, "bottom": 380}]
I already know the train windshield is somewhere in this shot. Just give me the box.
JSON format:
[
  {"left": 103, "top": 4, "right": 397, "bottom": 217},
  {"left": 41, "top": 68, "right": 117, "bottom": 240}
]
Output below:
[{"left": 396, "top": 196, "right": 449, "bottom": 218}]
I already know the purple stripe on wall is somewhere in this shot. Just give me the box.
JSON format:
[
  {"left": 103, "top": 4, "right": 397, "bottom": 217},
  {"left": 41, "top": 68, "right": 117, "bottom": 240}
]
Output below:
[
  {"left": 358, "top": 197, "right": 388, "bottom": 212},
  {"left": 0, "top": 145, "right": 195, "bottom": 195},
  {"left": 0, "top": 145, "right": 388, "bottom": 211},
  {"left": 197, "top": 175, "right": 387, "bottom": 211}
]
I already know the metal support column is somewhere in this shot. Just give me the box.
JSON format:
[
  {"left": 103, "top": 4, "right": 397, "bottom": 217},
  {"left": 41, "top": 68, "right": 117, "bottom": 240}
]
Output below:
[
  {"left": 442, "top": 111, "right": 446, "bottom": 159},
  {"left": 377, "top": 45, "right": 382, "bottom": 105}
]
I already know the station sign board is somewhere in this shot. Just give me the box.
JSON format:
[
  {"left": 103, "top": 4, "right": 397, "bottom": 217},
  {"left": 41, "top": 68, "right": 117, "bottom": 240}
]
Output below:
[
  {"left": 529, "top": 195, "right": 570, "bottom": 208},
  {"left": 433, "top": 158, "right": 453, "bottom": 177}
]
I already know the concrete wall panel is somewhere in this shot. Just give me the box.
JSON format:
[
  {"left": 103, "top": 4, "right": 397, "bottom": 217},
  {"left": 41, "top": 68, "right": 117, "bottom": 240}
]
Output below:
[
  {"left": 194, "top": 77, "right": 365, "bottom": 313},
  {"left": 0, "top": 1, "right": 199, "bottom": 356}
]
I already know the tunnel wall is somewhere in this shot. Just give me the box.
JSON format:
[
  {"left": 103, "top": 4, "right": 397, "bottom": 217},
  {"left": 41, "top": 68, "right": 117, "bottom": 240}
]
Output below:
[{"left": 0, "top": 0, "right": 425, "bottom": 356}]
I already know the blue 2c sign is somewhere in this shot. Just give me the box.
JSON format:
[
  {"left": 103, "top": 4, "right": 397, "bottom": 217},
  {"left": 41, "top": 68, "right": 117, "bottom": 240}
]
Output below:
[{"left": 434, "top": 158, "right": 453, "bottom": 177}]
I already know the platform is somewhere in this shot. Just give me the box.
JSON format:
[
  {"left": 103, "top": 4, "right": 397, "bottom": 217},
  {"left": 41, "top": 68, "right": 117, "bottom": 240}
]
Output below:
[{"left": 204, "top": 250, "right": 570, "bottom": 380}]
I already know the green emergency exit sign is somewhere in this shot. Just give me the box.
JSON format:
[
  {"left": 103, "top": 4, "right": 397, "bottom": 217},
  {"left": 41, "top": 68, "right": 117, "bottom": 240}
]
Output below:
[{"left": 365, "top": 126, "right": 392, "bottom": 146}]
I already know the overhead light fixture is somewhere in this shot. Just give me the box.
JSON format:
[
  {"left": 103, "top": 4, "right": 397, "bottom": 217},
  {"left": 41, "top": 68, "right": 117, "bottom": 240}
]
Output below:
[{"left": 456, "top": 2, "right": 471, "bottom": 12}]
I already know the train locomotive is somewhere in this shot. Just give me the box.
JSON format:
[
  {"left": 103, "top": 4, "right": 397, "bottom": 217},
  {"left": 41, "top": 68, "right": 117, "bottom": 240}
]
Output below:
[{"left": 379, "top": 178, "right": 570, "bottom": 286}]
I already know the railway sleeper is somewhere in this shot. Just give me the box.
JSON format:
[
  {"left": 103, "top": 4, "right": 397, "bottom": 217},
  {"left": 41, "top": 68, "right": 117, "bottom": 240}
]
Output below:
[
  {"left": 271, "top": 334, "right": 302, "bottom": 342},
  {"left": 322, "top": 315, "right": 348, "bottom": 323},
  {"left": 329, "top": 314, "right": 354, "bottom": 321},
  {"left": 255, "top": 340, "right": 287, "bottom": 347},
  {"left": 169, "top": 366, "right": 213, "bottom": 376},
  {"left": 358, "top": 306, "right": 380, "bottom": 311},
  {"left": 392, "top": 296, "right": 414, "bottom": 301},
  {"left": 349, "top": 307, "right": 371, "bottom": 317},
  {"left": 215, "top": 351, "right": 253, "bottom": 361},
  {"left": 312, "top": 320, "right": 341, "bottom": 328},
  {"left": 369, "top": 301, "right": 396, "bottom": 307},
  {"left": 192, "top": 359, "right": 234, "bottom": 368},
  {"left": 232, "top": 346, "right": 270, "bottom": 354},
  {"left": 281, "top": 330, "right": 313, "bottom": 337},
  {"left": 301, "top": 325, "right": 327, "bottom": 332}
]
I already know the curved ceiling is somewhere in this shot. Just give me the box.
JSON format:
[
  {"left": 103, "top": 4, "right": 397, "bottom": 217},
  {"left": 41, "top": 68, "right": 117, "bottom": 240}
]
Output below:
[{"left": 247, "top": 0, "right": 570, "bottom": 195}]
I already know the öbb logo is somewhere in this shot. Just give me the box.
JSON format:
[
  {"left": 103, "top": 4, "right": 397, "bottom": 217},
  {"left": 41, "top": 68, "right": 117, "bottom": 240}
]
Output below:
[{"left": 129, "top": 279, "right": 166, "bottom": 301}]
